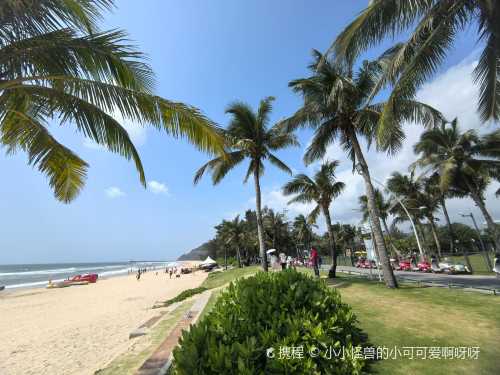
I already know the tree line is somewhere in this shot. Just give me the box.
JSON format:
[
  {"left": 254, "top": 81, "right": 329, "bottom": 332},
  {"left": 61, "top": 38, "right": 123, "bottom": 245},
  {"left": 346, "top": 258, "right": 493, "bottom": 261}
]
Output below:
[{"left": 4, "top": 1, "right": 500, "bottom": 289}]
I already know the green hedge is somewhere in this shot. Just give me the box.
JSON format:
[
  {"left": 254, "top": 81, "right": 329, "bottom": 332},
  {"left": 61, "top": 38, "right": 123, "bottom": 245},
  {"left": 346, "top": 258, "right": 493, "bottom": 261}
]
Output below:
[{"left": 172, "top": 270, "right": 366, "bottom": 374}]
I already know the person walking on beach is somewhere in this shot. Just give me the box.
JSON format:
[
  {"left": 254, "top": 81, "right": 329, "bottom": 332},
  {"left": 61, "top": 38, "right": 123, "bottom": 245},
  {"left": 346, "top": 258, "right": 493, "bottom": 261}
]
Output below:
[
  {"left": 136, "top": 269, "right": 141, "bottom": 281},
  {"left": 169, "top": 268, "right": 173, "bottom": 279},
  {"left": 311, "top": 247, "right": 319, "bottom": 278}
]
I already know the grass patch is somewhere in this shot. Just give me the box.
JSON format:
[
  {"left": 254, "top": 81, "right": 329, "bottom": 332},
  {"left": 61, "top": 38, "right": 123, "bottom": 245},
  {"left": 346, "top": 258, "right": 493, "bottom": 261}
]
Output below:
[
  {"left": 449, "top": 253, "right": 494, "bottom": 275},
  {"left": 95, "top": 300, "right": 193, "bottom": 375},
  {"left": 200, "top": 265, "right": 260, "bottom": 289},
  {"left": 327, "top": 275, "right": 500, "bottom": 375}
]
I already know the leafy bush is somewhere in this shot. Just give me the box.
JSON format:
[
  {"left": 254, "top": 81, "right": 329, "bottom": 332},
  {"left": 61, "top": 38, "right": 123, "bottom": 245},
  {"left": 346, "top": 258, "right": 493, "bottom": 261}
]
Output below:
[
  {"left": 172, "top": 271, "right": 366, "bottom": 374},
  {"left": 154, "top": 287, "right": 208, "bottom": 308}
]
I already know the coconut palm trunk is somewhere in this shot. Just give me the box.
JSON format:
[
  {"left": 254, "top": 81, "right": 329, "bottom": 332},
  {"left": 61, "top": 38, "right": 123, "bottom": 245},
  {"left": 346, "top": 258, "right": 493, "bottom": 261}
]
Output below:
[
  {"left": 321, "top": 205, "right": 338, "bottom": 278},
  {"left": 467, "top": 184, "right": 500, "bottom": 251},
  {"left": 428, "top": 216, "right": 442, "bottom": 258},
  {"left": 254, "top": 169, "right": 268, "bottom": 271},
  {"left": 440, "top": 196, "right": 455, "bottom": 253},
  {"left": 351, "top": 134, "right": 398, "bottom": 288},
  {"left": 414, "top": 218, "right": 427, "bottom": 258},
  {"left": 381, "top": 218, "right": 399, "bottom": 256},
  {"left": 236, "top": 246, "right": 242, "bottom": 268}
]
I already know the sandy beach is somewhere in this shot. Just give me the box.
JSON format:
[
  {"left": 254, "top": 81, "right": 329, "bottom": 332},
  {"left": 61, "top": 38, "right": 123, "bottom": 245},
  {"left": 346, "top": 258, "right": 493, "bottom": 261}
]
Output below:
[{"left": 0, "top": 269, "right": 207, "bottom": 375}]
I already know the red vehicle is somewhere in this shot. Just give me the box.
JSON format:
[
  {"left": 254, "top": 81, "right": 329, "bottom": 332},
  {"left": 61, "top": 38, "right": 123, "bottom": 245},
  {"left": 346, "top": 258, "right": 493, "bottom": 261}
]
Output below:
[
  {"left": 69, "top": 274, "right": 98, "bottom": 283},
  {"left": 416, "top": 261, "right": 431, "bottom": 272},
  {"left": 397, "top": 260, "right": 412, "bottom": 271}
]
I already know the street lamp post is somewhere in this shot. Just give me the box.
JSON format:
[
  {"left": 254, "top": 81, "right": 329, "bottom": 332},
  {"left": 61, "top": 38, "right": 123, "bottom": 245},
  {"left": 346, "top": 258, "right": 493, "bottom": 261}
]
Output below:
[{"left": 460, "top": 212, "right": 492, "bottom": 270}]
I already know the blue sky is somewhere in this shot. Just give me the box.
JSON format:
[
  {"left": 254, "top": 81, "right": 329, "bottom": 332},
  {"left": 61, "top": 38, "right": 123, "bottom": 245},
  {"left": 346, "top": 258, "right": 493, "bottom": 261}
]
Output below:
[{"left": 1, "top": 1, "right": 498, "bottom": 264}]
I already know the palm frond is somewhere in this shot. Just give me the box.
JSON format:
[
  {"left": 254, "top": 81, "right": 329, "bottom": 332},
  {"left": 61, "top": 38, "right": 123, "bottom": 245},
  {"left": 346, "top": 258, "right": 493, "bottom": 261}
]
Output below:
[{"left": 1, "top": 110, "right": 87, "bottom": 202}]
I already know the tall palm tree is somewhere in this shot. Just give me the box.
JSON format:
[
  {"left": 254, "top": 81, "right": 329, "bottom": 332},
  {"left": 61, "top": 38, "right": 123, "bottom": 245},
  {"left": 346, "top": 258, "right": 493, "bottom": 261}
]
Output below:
[
  {"left": 282, "top": 160, "right": 345, "bottom": 278},
  {"left": 331, "top": 0, "right": 500, "bottom": 132},
  {"left": 262, "top": 208, "right": 291, "bottom": 251},
  {"left": 413, "top": 119, "right": 500, "bottom": 249},
  {"left": 386, "top": 171, "right": 430, "bottom": 256},
  {"left": 281, "top": 51, "right": 443, "bottom": 287},
  {"left": 194, "top": 97, "right": 298, "bottom": 271},
  {"left": 419, "top": 177, "right": 444, "bottom": 258},
  {"left": 0, "top": 0, "right": 223, "bottom": 203},
  {"left": 292, "top": 214, "right": 317, "bottom": 253},
  {"left": 215, "top": 215, "right": 246, "bottom": 268},
  {"left": 426, "top": 172, "right": 459, "bottom": 253},
  {"left": 359, "top": 189, "right": 399, "bottom": 255}
]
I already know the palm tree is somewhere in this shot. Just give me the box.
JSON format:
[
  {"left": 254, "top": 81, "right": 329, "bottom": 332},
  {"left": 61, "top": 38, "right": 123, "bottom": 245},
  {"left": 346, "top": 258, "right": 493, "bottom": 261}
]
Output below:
[
  {"left": 419, "top": 177, "right": 444, "bottom": 258},
  {"left": 413, "top": 119, "right": 500, "bottom": 250},
  {"left": 386, "top": 171, "right": 430, "bottom": 257},
  {"left": 426, "top": 172, "right": 459, "bottom": 253},
  {"left": 281, "top": 51, "right": 443, "bottom": 287},
  {"left": 0, "top": 0, "right": 223, "bottom": 203},
  {"left": 194, "top": 97, "right": 298, "bottom": 271},
  {"left": 358, "top": 189, "right": 400, "bottom": 255},
  {"left": 282, "top": 160, "right": 345, "bottom": 278},
  {"left": 263, "top": 208, "right": 291, "bottom": 251},
  {"left": 331, "top": 0, "right": 500, "bottom": 132},
  {"left": 215, "top": 215, "right": 246, "bottom": 268},
  {"left": 292, "top": 214, "right": 317, "bottom": 254}
]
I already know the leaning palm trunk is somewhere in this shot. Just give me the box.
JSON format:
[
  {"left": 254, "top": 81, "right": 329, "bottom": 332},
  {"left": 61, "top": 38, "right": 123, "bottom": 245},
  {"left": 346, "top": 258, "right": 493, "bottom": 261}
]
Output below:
[
  {"left": 368, "top": 217, "right": 381, "bottom": 261},
  {"left": 428, "top": 216, "right": 442, "bottom": 258},
  {"left": 467, "top": 185, "right": 500, "bottom": 251},
  {"left": 351, "top": 134, "right": 398, "bottom": 288},
  {"left": 254, "top": 170, "right": 268, "bottom": 271},
  {"left": 414, "top": 218, "right": 427, "bottom": 258},
  {"left": 382, "top": 218, "right": 399, "bottom": 256},
  {"left": 322, "top": 206, "right": 338, "bottom": 278},
  {"left": 440, "top": 197, "right": 455, "bottom": 253}
]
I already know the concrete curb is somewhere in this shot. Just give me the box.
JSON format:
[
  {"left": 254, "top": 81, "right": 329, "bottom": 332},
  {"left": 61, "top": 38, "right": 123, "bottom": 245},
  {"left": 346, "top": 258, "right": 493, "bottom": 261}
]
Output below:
[{"left": 135, "top": 290, "right": 213, "bottom": 375}]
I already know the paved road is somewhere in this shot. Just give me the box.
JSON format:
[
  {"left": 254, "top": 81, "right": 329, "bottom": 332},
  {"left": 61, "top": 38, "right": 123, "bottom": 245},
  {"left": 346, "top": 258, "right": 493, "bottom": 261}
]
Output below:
[{"left": 332, "top": 265, "right": 500, "bottom": 291}]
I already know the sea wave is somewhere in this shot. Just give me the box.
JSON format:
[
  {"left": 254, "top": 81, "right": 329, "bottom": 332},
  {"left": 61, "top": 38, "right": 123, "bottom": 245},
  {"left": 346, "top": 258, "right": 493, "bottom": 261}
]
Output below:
[{"left": 0, "top": 264, "right": 126, "bottom": 277}]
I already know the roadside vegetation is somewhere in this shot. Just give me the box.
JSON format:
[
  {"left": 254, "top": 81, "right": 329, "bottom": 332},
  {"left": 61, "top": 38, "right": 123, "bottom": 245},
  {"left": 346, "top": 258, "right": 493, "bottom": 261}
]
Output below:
[{"left": 328, "top": 275, "right": 500, "bottom": 375}]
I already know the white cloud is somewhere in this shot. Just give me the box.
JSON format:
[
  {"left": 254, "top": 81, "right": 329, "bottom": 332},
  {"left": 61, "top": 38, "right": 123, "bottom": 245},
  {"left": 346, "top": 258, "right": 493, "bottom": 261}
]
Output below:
[
  {"left": 105, "top": 186, "right": 126, "bottom": 198},
  {"left": 148, "top": 180, "right": 170, "bottom": 195}
]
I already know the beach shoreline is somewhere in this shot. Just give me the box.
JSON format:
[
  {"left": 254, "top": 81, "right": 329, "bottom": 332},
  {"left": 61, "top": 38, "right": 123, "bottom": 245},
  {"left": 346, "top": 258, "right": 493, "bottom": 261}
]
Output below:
[{"left": 0, "top": 267, "right": 206, "bottom": 375}]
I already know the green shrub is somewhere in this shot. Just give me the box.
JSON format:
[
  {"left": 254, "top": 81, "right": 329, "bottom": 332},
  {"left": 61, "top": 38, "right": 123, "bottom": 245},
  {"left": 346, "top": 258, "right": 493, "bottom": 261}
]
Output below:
[
  {"left": 172, "top": 271, "right": 366, "bottom": 374},
  {"left": 155, "top": 287, "right": 208, "bottom": 308}
]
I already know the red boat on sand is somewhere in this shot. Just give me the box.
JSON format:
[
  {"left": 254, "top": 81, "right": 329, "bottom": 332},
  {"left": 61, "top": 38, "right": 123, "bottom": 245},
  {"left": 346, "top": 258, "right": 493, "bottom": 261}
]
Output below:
[{"left": 69, "top": 273, "right": 98, "bottom": 283}]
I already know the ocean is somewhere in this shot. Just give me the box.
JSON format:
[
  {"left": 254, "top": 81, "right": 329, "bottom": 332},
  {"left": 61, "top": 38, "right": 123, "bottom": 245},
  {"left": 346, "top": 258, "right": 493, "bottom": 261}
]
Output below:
[{"left": 0, "top": 261, "right": 173, "bottom": 290}]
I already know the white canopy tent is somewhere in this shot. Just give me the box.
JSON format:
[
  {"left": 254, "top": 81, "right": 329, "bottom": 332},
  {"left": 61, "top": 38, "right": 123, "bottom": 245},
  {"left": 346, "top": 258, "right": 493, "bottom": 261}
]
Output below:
[{"left": 199, "top": 256, "right": 217, "bottom": 269}]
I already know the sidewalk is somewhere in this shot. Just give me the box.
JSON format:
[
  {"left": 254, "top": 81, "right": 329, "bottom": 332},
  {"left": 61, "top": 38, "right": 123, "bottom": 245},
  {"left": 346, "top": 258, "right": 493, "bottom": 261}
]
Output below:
[{"left": 135, "top": 290, "right": 212, "bottom": 375}]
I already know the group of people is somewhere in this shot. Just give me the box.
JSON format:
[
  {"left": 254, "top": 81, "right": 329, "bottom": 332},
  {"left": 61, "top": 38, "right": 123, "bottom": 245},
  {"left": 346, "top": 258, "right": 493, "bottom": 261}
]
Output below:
[
  {"left": 131, "top": 265, "right": 184, "bottom": 281},
  {"left": 268, "top": 247, "right": 321, "bottom": 278},
  {"left": 166, "top": 267, "right": 181, "bottom": 279}
]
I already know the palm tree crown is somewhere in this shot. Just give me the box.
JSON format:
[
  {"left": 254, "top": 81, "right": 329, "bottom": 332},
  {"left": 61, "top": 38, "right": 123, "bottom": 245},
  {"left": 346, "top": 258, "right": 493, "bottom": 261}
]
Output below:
[
  {"left": 331, "top": 0, "right": 500, "bottom": 124},
  {"left": 283, "top": 160, "right": 345, "bottom": 224},
  {"left": 292, "top": 214, "right": 317, "bottom": 251},
  {"left": 194, "top": 97, "right": 297, "bottom": 185},
  {"left": 0, "top": 0, "right": 223, "bottom": 202},
  {"left": 283, "top": 160, "right": 345, "bottom": 277},
  {"left": 194, "top": 97, "right": 298, "bottom": 271},
  {"left": 358, "top": 188, "right": 390, "bottom": 224},
  {"left": 413, "top": 119, "right": 500, "bottom": 249}
]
